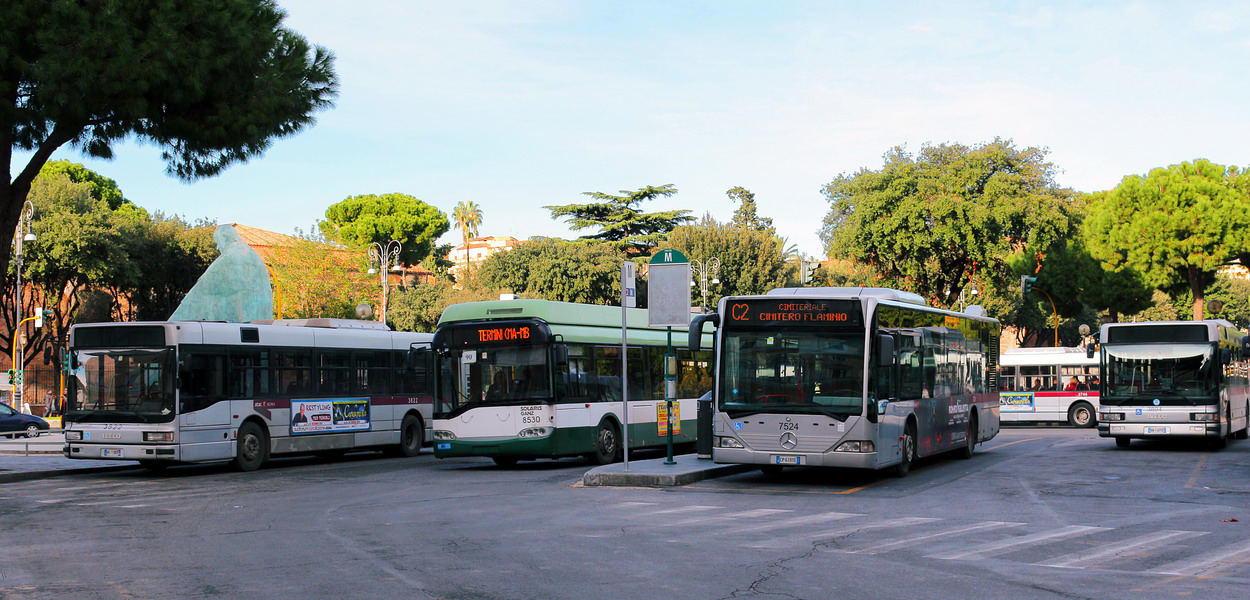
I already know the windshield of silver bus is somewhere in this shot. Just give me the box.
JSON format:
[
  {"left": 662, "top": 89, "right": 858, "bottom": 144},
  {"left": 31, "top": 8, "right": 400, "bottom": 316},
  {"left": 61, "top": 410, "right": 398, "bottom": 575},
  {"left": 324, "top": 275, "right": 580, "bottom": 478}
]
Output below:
[
  {"left": 1101, "top": 343, "right": 1216, "bottom": 406},
  {"left": 437, "top": 345, "right": 551, "bottom": 417},
  {"left": 720, "top": 330, "right": 865, "bottom": 418},
  {"left": 67, "top": 349, "right": 177, "bottom": 423}
]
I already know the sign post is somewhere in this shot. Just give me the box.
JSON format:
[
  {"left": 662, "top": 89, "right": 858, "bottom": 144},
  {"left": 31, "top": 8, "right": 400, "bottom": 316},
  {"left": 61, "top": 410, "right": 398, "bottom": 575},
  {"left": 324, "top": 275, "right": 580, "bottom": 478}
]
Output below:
[
  {"left": 621, "top": 261, "right": 636, "bottom": 470},
  {"left": 648, "top": 249, "right": 691, "bottom": 465}
]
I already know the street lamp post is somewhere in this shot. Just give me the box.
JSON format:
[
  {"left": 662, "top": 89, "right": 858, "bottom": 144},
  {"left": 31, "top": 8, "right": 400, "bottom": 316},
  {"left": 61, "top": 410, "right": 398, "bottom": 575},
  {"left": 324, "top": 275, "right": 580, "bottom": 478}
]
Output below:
[
  {"left": 13, "top": 201, "right": 35, "bottom": 409},
  {"left": 367, "top": 240, "right": 402, "bottom": 325},
  {"left": 690, "top": 257, "right": 721, "bottom": 311}
]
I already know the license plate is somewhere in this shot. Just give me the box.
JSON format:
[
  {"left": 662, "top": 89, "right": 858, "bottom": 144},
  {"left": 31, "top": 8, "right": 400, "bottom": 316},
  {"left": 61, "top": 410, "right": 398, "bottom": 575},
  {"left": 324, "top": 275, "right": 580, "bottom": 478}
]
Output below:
[
  {"left": 102, "top": 448, "right": 122, "bottom": 458},
  {"left": 436, "top": 442, "right": 451, "bottom": 450},
  {"left": 774, "top": 455, "right": 801, "bottom": 465},
  {"left": 1145, "top": 426, "right": 1169, "bottom": 434}
]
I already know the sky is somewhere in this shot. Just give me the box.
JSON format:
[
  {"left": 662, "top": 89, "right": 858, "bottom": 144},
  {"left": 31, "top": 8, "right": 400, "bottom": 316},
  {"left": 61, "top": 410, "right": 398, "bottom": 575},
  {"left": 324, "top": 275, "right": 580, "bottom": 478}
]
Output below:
[{"left": 17, "top": 0, "right": 1250, "bottom": 258}]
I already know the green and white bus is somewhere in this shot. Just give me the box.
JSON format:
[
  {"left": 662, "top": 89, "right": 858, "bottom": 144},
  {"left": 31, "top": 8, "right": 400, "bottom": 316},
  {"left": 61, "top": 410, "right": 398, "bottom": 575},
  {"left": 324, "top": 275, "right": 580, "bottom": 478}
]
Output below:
[{"left": 428, "top": 299, "right": 713, "bottom": 466}]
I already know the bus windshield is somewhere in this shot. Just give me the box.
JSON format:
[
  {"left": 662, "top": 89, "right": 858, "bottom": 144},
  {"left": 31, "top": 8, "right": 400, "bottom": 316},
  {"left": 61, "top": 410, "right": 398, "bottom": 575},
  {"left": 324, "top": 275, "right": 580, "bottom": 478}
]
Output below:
[
  {"left": 720, "top": 330, "right": 865, "bottom": 418},
  {"left": 68, "top": 349, "right": 177, "bottom": 423},
  {"left": 439, "top": 345, "right": 551, "bottom": 417},
  {"left": 1101, "top": 343, "right": 1216, "bottom": 405}
]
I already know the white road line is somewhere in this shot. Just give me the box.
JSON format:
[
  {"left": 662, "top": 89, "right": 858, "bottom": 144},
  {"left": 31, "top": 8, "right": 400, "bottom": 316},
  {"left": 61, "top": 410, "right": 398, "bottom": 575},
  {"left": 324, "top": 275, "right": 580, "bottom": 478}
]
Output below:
[
  {"left": 928, "top": 525, "right": 1109, "bottom": 560},
  {"left": 645, "top": 505, "right": 721, "bottom": 515},
  {"left": 1149, "top": 538, "right": 1250, "bottom": 576},
  {"left": 1039, "top": 530, "right": 1208, "bottom": 568},
  {"left": 749, "top": 517, "right": 939, "bottom": 549},
  {"left": 714, "top": 511, "right": 865, "bottom": 535},
  {"left": 612, "top": 502, "right": 658, "bottom": 508},
  {"left": 671, "top": 508, "right": 793, "bottom": 527},
  {"left": 850, "top": 521, "right": 1026, "bottom": 555}
]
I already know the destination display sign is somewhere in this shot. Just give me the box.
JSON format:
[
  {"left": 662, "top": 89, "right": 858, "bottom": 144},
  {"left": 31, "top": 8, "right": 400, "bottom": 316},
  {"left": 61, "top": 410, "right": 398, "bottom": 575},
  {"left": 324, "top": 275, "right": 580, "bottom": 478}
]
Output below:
[
  {"left": 724, "top": 299, "right": 862, "bottom": 327},
  {"left": 435, "top": 319, "right": 552, "bottom": 349}
]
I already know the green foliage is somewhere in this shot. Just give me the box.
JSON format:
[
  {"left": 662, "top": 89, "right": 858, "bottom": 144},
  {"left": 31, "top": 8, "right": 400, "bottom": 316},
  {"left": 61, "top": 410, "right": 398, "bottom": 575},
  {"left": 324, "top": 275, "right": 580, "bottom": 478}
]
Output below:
[
  {"left": 37, "top": 160, "right": 129, "bottom": 210},
  {"left": 545, "top": 185, "right": 693, "bottom": 252},
  {"left": 820, "top": 139, "right": 1077, "bottom": 309},
  {"left": 112, "top": 212, "right": 219, "bottom": 321},
  {"left": 665, "top": 214, "right": 795, "bottom": 309},
  {"left": 452, "top": 200, "right": 484, "bottom": 277},
  {"left": 318, "top": 193, "right": 450, "bottom": 265},
  {"left": 476, "top": 238, "right": 627, "bottom": 305},
  {"left": 423, "top": 243, "right": 456, "bottom": 278},
  {"left": 267, "top": 229, "right": 375, "bottom": 320},
  {"left": 1084, "top": 159, "right": 1250, "bottom": 320},
  {"left": 388, "top": 281, "right": 501, "bottom": 333},
  {"left": 3, "top": 0, "right": 338, "bottom": 276},
  {"left": 727, "top": 186, "right": 772, "bottom": 231}
]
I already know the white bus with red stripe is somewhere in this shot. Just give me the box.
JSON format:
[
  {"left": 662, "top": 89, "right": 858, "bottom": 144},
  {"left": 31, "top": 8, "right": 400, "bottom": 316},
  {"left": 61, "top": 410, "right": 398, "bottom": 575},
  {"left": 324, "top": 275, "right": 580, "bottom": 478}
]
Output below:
[
  {"left": 62, "top": 319, "right": 433, "bottom": 471},
  {"left": 998, "top": 347, "right": 1099, "bottom": 427}
]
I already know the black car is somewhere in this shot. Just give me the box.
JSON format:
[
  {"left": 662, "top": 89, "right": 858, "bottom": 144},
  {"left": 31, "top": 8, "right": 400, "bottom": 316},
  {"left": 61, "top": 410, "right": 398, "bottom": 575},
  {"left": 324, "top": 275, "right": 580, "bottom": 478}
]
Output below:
[{"left": 0, "top": 401, "right": 49, "bottom": 438}]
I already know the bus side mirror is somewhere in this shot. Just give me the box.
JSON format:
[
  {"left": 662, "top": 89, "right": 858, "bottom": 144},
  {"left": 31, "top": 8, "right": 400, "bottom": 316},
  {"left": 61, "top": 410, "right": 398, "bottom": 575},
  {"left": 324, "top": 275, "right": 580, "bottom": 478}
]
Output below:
[
  {"left": 553, "top": 344, "right": 569, "bottom": 367},
  {"left": 866, "top": 397, "right": 878, "bottom": 423},
  {"left": 689, "top": 313, "right": 720, "bottom": 352},
  {"left": 1241, "top": 335, "right": 1250, "bottom": 356},
  {"left": 877, "top": 334, "right": 894, "bottom": 366},
  {"left": 1086, "top": 344, "right": 1096, "bottom": 359},
  {"left": 1221, "top": 348, "right": 1233, "bottom": 365},
  {"left": 405, "top": 344, "right": 428, "bottom": 371}
]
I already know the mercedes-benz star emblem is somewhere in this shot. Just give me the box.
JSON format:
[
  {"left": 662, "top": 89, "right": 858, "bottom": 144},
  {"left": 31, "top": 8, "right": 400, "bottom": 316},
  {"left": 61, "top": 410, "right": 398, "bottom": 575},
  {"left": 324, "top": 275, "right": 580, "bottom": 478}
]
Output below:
[{"left": 780, "top": 431, "right": 798, "bottom": 450}]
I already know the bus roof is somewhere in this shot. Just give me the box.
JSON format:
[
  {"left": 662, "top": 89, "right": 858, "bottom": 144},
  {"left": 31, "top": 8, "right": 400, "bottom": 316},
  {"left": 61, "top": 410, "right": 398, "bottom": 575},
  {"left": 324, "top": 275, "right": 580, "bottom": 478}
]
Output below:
[
  {"left": 69, "top": 320, "right": 431, "bottom": 351},
  {"left": 1000, "top": 346, "right": 1097, "bottom": 366},
  {"left": 767, "top": 286, "right": 927, "bottom": 306},
  {"left": 438, "top": 299, "right": 675, "bottom": 331},
  {"left": 1099, "top": 320, "right": 1241, "bottom": 345}
]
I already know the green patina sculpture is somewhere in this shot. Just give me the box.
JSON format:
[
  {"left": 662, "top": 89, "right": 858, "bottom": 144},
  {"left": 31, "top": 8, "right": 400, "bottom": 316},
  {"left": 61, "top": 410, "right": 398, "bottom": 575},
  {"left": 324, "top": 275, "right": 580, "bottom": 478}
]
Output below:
[{"left": 169, "top": 224, "right": 274, "bottom": 322}]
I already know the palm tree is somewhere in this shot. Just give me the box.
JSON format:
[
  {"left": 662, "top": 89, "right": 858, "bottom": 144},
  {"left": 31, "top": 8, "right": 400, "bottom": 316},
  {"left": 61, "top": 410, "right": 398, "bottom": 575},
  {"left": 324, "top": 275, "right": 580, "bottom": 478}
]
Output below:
[{"left": 453, "top": 201, "right": 483, "bottom": 279}]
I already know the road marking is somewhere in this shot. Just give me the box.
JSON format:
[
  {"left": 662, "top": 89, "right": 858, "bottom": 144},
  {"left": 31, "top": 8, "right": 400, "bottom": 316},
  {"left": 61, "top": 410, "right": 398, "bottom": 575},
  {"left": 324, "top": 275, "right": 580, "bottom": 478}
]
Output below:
[
  {"left": 612, "top": 501, "right": 658, "bottom": 508},
  {"left": 981, "top": 437, "right": 1043, "bottom": 452},
  {"left": 714, "top": 511, "right": 864, "bottom": 535},
  {"left": 1183, "top": 452, "right": 1210, "bottom": 489},
  {"left": 928, "top": 525, "right": 1108, "bottom": 560},
  {"left": 1148, "top": 538, "right": 1250, "bottom": 576},
  {"left": 748, "top": 516, "right": 939, "bottom": 549},
  {"left": 645, "top": 505, "right": 721, "bottom": 515},
  {"left": 670, "top": 508, "right": 792, "bottom": 526},
  {"left": 849, "top": 521, "right": 1025, "bottom": 555},
  {"left": 1038, "top": 530, "right": 1208, "bottom": 568}
]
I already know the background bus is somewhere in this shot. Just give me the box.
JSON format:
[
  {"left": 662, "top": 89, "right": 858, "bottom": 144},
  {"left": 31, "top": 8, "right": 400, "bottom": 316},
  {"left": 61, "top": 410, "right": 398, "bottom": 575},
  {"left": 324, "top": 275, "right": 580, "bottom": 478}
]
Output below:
[
  {"left": 1098, "top": 319, "right": 1250, "bottom": 448},
  {"left": 429, "top": 299, "right": 713, "bottom": 466},
  {"left": 999, "top": 347, "right": 1099, "bottom": 427},
  {"left": 64, "top": 319, "right": 434, "bottom": 471},
  {"left": 693, "top": 287, "right": 1001, "bottom": 477}
]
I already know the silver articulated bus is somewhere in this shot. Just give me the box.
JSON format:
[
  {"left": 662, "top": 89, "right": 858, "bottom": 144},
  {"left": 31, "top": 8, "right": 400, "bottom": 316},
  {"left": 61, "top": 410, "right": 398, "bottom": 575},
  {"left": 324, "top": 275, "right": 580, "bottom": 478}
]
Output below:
[
  {"left": 1098, "top": 320, "right": 1250, "bottom": 448},
  {"left": 691, "top": 287, "right": 1001, "bottom": 477}
]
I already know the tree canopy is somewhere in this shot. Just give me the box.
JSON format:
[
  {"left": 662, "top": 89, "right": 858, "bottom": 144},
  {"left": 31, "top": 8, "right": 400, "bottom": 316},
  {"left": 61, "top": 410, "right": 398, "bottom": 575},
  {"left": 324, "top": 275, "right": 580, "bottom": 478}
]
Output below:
[
  {"left": 727, "top": 186, "right": 772, "bottom": 231},
  {"left": 476, "top": 238, "right": 627, "bottom": 305},
  {"left": 666, "top": 213, "right": 794, "bottom": 310},
  {"left": 318, "top": 193, "right": 450, "bottom": 265},
  {"left": 820, "top": 139, "right": 1077, "bottom": 307},
  {"left": 3, "top": 0, "right": 338, "bottom": 277},
  {"left": 1084, "top": 159, "right": 1250, "bottom": 320},
  {"left": 452, "top": 200, "right": 483, "bottom": 277},
  {"left": 545, "top": 185, "right": 692, "bottom": 252}
]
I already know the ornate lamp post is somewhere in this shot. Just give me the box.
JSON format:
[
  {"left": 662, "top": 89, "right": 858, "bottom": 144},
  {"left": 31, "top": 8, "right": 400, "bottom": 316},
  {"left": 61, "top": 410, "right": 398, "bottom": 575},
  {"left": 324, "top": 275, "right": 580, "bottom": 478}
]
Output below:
[
  {"left": 13, "top": 201, "right": 36, "bottom": 408},
  {"left": 690, "top": 257, "right": 721, "bottom": 311},
  {"left": 367, "top": 240, "right": 402, "bottom": 325}
]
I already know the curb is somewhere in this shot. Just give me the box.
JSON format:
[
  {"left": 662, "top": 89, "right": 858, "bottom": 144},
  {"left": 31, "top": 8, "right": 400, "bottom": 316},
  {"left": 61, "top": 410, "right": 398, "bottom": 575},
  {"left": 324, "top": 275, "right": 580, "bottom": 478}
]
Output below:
[
  {"left": 583, "top": 462, "right": 752, "bottom": 487},
  {"left": 0, "top": 464, "right": 140, "bottom": 484}
]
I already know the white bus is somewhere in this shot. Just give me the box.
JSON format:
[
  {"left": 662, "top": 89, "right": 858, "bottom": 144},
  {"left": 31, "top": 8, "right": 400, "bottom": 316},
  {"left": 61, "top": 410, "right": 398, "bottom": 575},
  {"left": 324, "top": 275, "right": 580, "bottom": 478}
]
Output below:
[
  {"left": 63, "top": 319, "right": 433, "bottom": 471},
  {"left": 999, "top": 347, "right": 1099, "bottom": 427},
  {"left": 692, "top": 287, "right": 1001, "bottom": 477},
  {"left": 1098, "top": 319, "right": 1250, "bottom": 448},
  {"left": 428, "top": 299, "right": 713, "bottom": 466}
]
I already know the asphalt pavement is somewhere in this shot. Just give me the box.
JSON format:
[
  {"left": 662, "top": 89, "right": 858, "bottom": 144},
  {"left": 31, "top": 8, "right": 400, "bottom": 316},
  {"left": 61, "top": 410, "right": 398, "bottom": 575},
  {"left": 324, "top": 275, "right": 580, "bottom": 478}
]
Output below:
[{"left": 0, "top": 432, "right": 139, "bottom": 482}]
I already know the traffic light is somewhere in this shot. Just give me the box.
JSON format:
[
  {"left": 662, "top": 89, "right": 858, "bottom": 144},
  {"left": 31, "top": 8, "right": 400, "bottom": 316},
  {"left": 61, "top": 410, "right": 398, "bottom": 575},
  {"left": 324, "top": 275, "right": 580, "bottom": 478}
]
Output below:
[
  {"left": 34, "top": 308, "right": 51, "bottom": 328},
  {"left": 1020, "top": 275, "right": 1037, "bottom": 295},
  {"left": 801, "top": 260, "right": 817, "bottom": 284},
  {"left": 5, "top": 369, "right": 13, "bottom": 385}
]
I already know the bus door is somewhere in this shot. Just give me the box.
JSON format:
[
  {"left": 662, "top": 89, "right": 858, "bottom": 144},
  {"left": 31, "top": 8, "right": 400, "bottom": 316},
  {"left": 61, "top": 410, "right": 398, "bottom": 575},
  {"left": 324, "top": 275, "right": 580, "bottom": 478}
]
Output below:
[{"left": 874, "top": 332, "right": 902, "bottom": 462}]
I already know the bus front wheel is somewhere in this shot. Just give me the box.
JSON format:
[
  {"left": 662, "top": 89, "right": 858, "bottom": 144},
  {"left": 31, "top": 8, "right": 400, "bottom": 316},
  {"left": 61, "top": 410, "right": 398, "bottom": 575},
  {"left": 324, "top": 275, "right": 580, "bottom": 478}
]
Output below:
[
  {"left": 589, "top": 421, "right": 621, "bottom": 465},
  {"left": 894, "top": 423, "right": 916, "bottom": 477},
  {"left": 233, "top": 422, "right": 268, "bottom": 472}
]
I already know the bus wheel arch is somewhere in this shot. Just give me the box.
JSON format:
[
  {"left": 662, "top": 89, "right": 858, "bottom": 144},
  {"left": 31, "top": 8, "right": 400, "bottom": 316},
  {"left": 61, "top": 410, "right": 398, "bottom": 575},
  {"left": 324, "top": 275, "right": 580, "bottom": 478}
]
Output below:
[
  {"left": 388, "top": 411, "right": 425, "bottom": 457},
  {"left": 233, "top": 419, "right": 269, "bottom": 472},
  {"left": 1068, "top": 401, "right": 1096, "bottom": 428},
  {"left": 588, "top": 417, "right": 622, "bottom": 465}
]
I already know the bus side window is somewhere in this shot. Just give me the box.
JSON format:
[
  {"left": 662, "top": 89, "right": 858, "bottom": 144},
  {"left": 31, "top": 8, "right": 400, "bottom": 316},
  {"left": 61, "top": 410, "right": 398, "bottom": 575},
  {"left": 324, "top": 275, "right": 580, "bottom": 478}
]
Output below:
[
  {"left": 593, "top": 346, "right": 622, "bottom": 402},
  {"left": 181, "top": 353, "right": 226, "bottom": 412},
  {"left": 561, "top": 344, "right": 593, "bottom": 402}
]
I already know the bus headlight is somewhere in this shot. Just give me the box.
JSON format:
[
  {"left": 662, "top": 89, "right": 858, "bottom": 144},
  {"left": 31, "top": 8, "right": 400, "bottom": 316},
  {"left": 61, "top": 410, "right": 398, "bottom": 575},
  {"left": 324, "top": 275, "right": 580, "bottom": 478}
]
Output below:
[
  {"left": 433, "top": 430, "right": 456, "bottom": 441},
  {"left": 835, "top": 440, "right": 875, "bottom": 453},
  {"left": 517, "top": 427, "right": 551, "bottom": 438},
  {"left": 143, "top": 432, "right": 173, "bottom": 442},
  {"left": 1099, "top": 412, "right": 1124, "bottom": 421},
  {"left": 1190, "top": 413, "right": 1219, "bottom": 422},
  {"left": 65, "top": 430, "right": 83, "bottom": 441},
  {"left": 716, "top": 436, "right": 744, "bottom": 448}
]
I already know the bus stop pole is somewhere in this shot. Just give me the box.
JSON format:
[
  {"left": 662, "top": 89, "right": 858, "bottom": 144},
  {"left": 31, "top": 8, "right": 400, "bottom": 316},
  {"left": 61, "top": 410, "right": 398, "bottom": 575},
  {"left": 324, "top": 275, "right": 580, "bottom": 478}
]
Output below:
[{"left": 665, "top": 326, "right": 675, "bottom": 465}]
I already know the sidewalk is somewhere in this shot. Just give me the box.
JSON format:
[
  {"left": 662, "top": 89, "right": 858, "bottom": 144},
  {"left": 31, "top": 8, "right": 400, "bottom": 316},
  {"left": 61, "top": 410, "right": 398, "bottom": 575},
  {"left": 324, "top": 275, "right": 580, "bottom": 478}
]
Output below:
[
  {"left": 582, "top": 453, "right": 752, "bottom": 487},
  {"left": 0, "top": 432, "right": 136, "bottom": 483}
]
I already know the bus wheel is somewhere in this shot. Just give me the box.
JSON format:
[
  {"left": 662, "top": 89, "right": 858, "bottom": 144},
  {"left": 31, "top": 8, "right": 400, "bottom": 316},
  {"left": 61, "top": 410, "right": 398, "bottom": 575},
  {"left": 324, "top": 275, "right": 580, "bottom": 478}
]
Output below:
[
  {"left": 233, "top": 422, "right": 268, "bottom": 472},
  {"left": 492, "top": 456, "right": 518, "bottom": 467},
  {"left": 590, "top": 421, "right": 621, "bottom": 465},
  {"left": 1068, "top": 402, "right": 1096, "bottom": 428},
  {"left": 1115, "top": 437, "right": 1130, "bottom": 448},
  {"left": 1237, "top": 403, "right": 1250, "bottom": 440},
  {"left": 894, "top": 423, "right": 916, "bottom": 477},
  {"left": 395, "top": 414, "right": 424, "bottom": 457},
  {"left": 959, "top": 415, "right": 977, "bottom": 460}
]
